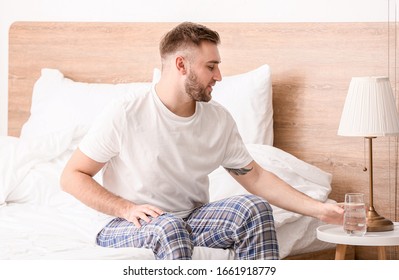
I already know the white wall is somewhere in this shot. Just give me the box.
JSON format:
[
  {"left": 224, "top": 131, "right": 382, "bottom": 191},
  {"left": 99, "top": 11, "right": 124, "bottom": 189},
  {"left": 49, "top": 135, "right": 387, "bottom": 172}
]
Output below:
[{"left": 0, "top": 0, "right": 391, "bottom": 136}]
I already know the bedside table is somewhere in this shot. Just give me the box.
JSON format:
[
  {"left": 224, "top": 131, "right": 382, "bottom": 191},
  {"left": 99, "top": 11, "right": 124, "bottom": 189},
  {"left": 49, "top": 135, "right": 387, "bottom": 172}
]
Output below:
[{"left": 317, "top": 222, "right": 399, "bottom": 259}]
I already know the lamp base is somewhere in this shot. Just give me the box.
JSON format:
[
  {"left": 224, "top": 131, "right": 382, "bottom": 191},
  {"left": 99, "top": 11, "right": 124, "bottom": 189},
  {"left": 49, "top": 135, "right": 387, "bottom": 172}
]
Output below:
[{"left": 366, "top": 208, "right": 394, "bottom": 232}]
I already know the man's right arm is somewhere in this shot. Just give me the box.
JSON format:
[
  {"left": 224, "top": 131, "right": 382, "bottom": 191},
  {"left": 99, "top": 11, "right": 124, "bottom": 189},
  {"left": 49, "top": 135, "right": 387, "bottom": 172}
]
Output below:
[{"left": 60, "top": 148, "right": 164, "bottom": 228}]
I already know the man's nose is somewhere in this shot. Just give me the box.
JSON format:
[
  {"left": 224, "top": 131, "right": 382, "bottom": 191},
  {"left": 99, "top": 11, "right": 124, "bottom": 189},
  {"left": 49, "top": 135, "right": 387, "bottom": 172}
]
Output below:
[{"left": 214, "top": 67, "right": 222, "bottom": 82}]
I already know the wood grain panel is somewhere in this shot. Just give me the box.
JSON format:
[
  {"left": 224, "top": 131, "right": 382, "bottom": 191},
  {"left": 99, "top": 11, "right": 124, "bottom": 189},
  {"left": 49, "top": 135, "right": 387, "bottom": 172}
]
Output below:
[{"left": 8, "top": 22, "right": 399, "bottom": 259}]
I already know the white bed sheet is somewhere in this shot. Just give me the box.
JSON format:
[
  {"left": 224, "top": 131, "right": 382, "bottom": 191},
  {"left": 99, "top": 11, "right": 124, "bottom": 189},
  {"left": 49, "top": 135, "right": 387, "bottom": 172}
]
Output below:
[
  {"left": 0, "top": 202, "right": 333, "bottom": 260},
  {"left": 0, "top": 128, "right": 335, "bottom": 259}
]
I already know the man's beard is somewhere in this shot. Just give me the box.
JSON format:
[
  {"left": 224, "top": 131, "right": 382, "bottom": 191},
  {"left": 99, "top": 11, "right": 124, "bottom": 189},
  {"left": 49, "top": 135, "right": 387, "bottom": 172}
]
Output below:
[{"left": 184, "top": 70, "right": 212, "bottom": 102}]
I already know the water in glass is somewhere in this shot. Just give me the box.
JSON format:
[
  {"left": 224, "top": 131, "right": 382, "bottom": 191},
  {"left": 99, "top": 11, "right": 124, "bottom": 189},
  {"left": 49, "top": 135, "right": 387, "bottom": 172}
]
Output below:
[{"left": 343, "top": 193, "right": 367, "bottom": 236}]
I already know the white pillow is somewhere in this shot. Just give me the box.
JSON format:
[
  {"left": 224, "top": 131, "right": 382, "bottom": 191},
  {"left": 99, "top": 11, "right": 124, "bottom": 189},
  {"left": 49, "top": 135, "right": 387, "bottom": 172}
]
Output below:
[
  {"left": 20, "top": 69, "right": 152, "bottom": 138},
  {"left": 0, "top": 136, "right": 20, "bottom": 205},
  {"left": 209, "top": 144, "right": 332, "bottom": 226},
  {"left": 0, "top": 127, "right": 88, "bottom": 205},
  {"left": 153, "top": 65, "right": 273, "bottom": 145}
]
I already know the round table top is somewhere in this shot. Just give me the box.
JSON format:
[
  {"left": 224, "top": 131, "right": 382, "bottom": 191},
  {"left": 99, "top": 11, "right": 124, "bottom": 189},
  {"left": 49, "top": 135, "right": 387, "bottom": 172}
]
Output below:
[{"left": 317, "top": 222, "right": 399, "bottom": 246}]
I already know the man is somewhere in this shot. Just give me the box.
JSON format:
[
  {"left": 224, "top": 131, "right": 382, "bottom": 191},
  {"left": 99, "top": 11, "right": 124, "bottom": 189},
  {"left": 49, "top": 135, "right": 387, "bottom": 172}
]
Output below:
[{"left": 60, "top": 22, "right": 343, "bottom": 260}]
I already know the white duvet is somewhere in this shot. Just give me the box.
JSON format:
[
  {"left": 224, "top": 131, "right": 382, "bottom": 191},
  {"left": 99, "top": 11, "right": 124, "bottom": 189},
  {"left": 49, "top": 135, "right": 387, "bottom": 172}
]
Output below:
[{"left": 0, "top": 127, "right": 334, "bottom": 259}]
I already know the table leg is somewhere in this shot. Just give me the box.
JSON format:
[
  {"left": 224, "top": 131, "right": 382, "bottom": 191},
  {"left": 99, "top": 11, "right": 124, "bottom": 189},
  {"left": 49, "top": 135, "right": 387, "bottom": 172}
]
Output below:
[
  {"left": 377, "top": 246, "right": 386, "bottom": 260},
  {"left": 335, "top": 244, "right": 347, "bottom": 260}
]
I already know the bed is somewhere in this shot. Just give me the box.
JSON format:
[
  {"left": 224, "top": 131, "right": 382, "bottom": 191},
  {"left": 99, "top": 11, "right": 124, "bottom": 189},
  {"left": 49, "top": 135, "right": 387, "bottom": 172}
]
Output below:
[{"left": 2, "top": 21, "right": 392, "bottom": 260}]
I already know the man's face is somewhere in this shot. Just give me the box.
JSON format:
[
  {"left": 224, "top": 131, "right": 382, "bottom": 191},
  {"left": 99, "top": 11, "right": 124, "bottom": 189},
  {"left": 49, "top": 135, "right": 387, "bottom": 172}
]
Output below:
[
  {"left": 184, "top": 41, "right": 222, "bottom": 102},
  {"left": 184, "top": 69, "right": 211, "bottom": 102}
]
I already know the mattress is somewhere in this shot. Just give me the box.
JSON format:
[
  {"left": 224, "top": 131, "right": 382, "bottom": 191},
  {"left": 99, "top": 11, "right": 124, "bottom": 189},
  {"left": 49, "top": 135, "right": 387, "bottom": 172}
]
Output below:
[{"left": 0, "top": 130, "right": 336, "bottom": 259}]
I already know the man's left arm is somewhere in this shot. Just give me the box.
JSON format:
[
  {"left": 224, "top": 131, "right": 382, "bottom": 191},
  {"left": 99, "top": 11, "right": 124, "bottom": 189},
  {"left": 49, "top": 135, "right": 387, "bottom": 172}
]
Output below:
[{"left": 226, "top": 160, "right": 344, "bottom": 225}]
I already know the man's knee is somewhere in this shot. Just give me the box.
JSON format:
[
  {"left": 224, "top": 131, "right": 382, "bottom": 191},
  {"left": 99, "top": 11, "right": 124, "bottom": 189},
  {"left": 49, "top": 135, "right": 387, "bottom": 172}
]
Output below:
[
  {"left": 150, "top": 213, "right": 193, "bottom": 259},
  {"left": 152, "top": 213, "right": 192, "bottom": 241},
  {"left": 235, "top": 194, "right": 274, "bottom": 218}
]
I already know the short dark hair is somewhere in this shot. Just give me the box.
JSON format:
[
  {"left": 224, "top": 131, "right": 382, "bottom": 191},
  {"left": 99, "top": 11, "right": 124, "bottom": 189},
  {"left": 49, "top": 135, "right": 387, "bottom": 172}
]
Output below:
[{"left": 159, "top": 22, "right": 220, "bottom": 59}]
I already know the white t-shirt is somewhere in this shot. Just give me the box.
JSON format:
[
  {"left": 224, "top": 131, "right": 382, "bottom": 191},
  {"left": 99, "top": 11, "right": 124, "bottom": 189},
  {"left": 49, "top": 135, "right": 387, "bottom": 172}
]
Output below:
[{"left": 79, "top": 85, "right": 253, "bottom": 220}]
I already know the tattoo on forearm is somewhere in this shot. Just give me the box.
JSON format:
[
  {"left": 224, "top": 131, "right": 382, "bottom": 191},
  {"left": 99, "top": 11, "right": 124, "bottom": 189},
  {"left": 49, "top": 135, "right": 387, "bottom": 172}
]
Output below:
[{"left": 225, "top": 167, "right": 253, "bottom": 176}]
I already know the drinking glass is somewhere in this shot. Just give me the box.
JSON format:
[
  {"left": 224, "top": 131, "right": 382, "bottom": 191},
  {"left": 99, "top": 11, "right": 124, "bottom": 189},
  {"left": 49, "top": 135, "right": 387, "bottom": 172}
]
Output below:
[{"left": 343, "top": 193, "right": 367, "bottom": 236}]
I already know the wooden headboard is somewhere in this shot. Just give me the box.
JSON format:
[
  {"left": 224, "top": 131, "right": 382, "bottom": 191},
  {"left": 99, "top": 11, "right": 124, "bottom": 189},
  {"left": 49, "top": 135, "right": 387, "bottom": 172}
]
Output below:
[{"left": 8, "top": 22, "right": 398, "bottom": 237}]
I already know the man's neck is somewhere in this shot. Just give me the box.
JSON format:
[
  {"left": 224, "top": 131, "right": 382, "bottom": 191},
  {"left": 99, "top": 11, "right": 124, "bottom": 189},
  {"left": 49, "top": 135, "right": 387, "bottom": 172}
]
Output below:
[{"left": 155, "top": 81, "right": 196, "bottom": 117}]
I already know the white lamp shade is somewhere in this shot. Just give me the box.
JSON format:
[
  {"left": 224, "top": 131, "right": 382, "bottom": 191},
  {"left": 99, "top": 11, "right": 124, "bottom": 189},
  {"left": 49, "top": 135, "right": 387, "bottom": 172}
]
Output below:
[{"left": 338, "top": 76, "right": 399, "bottom": 137}]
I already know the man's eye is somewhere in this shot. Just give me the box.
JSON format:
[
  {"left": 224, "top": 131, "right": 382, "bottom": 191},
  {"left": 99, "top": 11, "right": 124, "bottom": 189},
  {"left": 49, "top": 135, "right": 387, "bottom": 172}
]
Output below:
[{"left": 208, "top": 66, "right": 214, "bottom": 70}]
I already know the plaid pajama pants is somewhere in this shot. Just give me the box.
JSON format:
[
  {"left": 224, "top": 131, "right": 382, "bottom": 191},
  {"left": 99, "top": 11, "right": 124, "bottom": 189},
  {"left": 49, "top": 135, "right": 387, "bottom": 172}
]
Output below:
[{"left": 96, "top": 194, "right": 279, "bottom": 260}]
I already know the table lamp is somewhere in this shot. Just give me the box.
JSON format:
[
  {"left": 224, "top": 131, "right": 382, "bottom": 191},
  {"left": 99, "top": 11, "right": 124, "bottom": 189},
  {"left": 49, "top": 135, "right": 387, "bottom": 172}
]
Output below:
[{"left": 338, "top": 76, "right": 399, "bottom": 232}]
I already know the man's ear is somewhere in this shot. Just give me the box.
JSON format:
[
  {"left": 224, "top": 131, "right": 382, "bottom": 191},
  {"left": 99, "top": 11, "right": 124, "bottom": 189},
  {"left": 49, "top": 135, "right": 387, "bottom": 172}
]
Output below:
[{"left": 175, "top": 56, "right": 187, "bottom": 75}]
